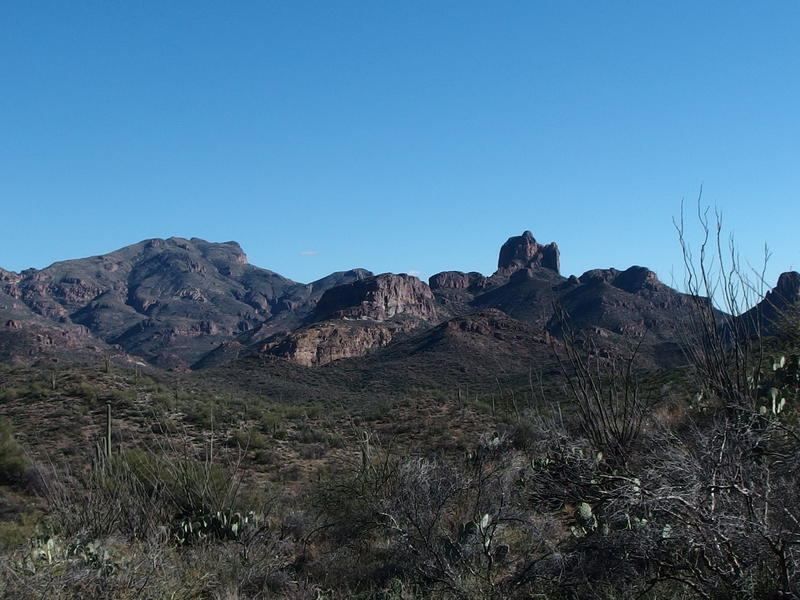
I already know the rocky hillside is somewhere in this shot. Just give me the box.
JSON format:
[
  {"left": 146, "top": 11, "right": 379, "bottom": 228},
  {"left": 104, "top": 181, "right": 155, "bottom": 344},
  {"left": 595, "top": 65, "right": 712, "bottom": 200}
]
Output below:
[
  {"left": 744, "top": 271, "right": 800, "bottom": 330},
  {"left": 262, "top": 273, "right": 437, "bottom": 366},
  {"left": 0, "top": 237, "right": 371, "bottom": 368},
  {"left": 2, "top": 231, "right": 797, "bottom": 371}
]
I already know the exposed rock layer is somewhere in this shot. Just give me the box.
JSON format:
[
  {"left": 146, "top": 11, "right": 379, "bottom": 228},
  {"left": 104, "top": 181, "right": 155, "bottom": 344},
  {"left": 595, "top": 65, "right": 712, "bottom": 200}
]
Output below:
[
  {"left": 263, "top": 319, "right": 419, "bottom": 366},
  {"left": 314, "top": 274, "right": 437, "bottom": 322}
]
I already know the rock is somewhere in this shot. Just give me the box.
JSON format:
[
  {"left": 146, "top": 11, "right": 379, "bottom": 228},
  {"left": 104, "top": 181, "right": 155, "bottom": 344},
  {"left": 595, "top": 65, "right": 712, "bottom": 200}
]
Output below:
[
  {"left": 445, "top": 308, "right": 520, "bottom": 336},
  {"left": 0, "top": 268, "right": 20, "bottom": 285},
  {"left": 579, "top": 268, "right": 620, "bottom": 285},
  {"left": 509, "top": 268, "right": 537, "bottom": 283},
  {"left": 314, "top": 274, "right": 437, "bottom": 322},
  {"left": 741, "top": 271, "right": 800, "bottom": 333},
  {"left": 773, "top": 271, "right": 800, "bottom": 304},
  {"left": 612, "top": 266, "right": 661, "bottom": 293},
  {"left": 265, "top": 320, "right": 414, "bottom": 366},
  {"left": 579, "top": 266, "right": 661, "bottom": 293},
  {"left": 429, "top": 271, "right": 486, "bottom": 291},
  {"left": 497, "top": 231, "right": 560, "bottom": 275},
  {"left": 268, "top": 272, "right": 438, "bottom": 365}
]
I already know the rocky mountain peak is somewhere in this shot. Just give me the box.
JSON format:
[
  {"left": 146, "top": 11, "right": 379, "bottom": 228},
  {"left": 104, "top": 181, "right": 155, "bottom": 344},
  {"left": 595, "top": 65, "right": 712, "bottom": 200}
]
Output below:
[
  {"left": 739, "top": 271, "right": 800, "bottom": 337},
  {"left": 428, "top": 271, "right": 486, "bottom": 291},
  {"left": 613, "top": 266, "right": 660, "bottom": 293},
  {"left": 774, "top": 271, "right": 800, "bottom": 304},
  {"left": 497, "top": 231, "right": 560, "bottom": 275},
  {"left": 579, "top": 266, "right": 662, "bottom": 294},
  {"left": 0, "top": 268, "right": 20, "bottom": 284}
]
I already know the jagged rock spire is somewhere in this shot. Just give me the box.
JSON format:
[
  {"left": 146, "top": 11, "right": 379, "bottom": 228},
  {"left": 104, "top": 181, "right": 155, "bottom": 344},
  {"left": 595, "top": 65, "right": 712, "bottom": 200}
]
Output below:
[{"left": 497, "top": 231, "right": 560, "bottom": 274}]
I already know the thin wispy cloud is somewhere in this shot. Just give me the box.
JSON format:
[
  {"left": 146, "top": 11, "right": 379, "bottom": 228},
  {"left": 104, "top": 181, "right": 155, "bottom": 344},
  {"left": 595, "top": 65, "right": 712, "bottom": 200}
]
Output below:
[
  {"left": 299, "top": 250, "right": 320, "bottom": 256},
  {"left": 407, "top": 270, "right": 424, "bottom": 277}
]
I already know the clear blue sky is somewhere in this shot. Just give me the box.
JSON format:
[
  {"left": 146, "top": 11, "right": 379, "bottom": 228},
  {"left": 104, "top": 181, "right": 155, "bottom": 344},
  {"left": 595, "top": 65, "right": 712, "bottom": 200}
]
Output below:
[{"left": 2, "top": 2, "right": 798, "bottom": 292}]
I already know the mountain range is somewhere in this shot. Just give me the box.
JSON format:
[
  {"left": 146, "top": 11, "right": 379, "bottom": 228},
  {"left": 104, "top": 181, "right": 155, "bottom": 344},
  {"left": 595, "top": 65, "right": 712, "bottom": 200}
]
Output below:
[{"left": 2, "top": 231, "right": 798, "bottom": 372}]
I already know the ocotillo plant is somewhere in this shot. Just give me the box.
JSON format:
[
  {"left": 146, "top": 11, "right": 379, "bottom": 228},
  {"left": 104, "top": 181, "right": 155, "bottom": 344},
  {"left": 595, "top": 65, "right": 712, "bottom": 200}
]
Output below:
[
  {"left": 95, "top": 401, "right": 113, "bottom": 469},
  {"left": 105, "top": 401, "right": 112, "bottom": 457}
]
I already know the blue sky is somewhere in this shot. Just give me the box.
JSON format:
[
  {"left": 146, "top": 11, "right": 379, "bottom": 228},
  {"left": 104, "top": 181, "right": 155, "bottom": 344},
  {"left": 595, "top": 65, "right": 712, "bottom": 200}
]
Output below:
[{"left": 2, "top": 2, "right": 798, "bottom": 292}]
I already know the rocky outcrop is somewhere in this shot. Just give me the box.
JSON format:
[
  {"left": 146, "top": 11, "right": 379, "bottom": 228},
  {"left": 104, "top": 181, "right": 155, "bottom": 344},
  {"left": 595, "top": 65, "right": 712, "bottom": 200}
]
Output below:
[
  {"left": 314, "top": 274, "right": 437, "bottom": 322},
  {"left": 0, "top": 318, "right": 103, "bottom": 365},
  {"left": 264, "top": 320, "right": 416, "bottom": 366},
  {"left": 496, "top": 231, "right": 560, "bottom": 275},
  {"left": 429, "top": 271, "right": 487, "bottom": 292},
  {"left": 264, "top": 273, "right": 438, "bottom": 365},
  {"left": 0, "top": 237, "right": 372, "bottom": 367},
  {"left": 6, "top": 228, "right": 794, "bottom": 374},
  {"left": 771, "top": 271, "right": 800, "bottom": 306},
  {"left": 739, "top": 271, "right": 800, "bottom": 335},
  {"left": 0, "top": 268, "right": 20, "bottom": 285},
  {"left": 579, "top": 266, "right": 662, "bottom": 294},
  {"left": 443, "top": 308, "right": 543, "bottom": 338}
]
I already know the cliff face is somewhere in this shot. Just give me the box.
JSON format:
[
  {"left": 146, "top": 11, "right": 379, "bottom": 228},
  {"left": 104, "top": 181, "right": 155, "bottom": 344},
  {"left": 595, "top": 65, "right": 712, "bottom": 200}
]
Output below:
[
  {"left": 264, "top": 274, "right": 438, "bottom": 366},
  {"left": 496, "top": 230, "right": 560, "bottom": 275},
  {"left": 313, "top": 274, "right": 437, "bottom": 323},
  {"left": 263, "top": 320, "right": 419, "bottom": 366}
]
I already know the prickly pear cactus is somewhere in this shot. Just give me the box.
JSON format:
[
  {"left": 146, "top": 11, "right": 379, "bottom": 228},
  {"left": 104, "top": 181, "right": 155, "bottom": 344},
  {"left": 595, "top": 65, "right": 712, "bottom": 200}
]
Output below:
[
  {"left": 173, "top": 510, "right": 254, "bottom": 545},
  {"left": 574, "top": 502, "right": 598, "bottom": 534}
]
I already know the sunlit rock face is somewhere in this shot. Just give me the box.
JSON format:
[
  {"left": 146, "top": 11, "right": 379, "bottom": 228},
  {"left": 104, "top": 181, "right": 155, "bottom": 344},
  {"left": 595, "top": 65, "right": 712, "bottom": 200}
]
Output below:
[{"left": 313, "top": 273, "right": 437, "bottom": 323}]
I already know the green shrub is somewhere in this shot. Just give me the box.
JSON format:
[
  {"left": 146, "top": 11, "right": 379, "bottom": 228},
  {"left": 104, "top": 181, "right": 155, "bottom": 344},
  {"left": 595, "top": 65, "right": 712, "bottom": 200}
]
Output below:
[
  {"left": 71, "top": 382, "right": 99, "bottom": 400},
  {"left": 182, "top": 400, "right": 215, "bottom": 428},
  {"left": 259, "top": 412, "right": 283, "bottom": 433},
  {"left": 0, "top": 418, "right": 27, "bottom": 484},
  {"left": 295, "top": 424, "right": 330, "bottom": 444},
  {"left": 24, "top": 381, "right": 51, "bottom": 399},
  {"left": 0, "top": 387, "right": 21, "bottom": 402},
  {"left": 229, "top": 428, "right": 269, "bottom": 450},
  {"left": 44, "top": 443, "right": 250, "bottom": 545},
  {"left": 277, "top": 404, "right": 306, "bottom": 420},
  {"left": 106, "top": 389, "right": 136, "bottom": 408},
  {"left": 0, "top": 514, "right": 37, "bottom": 551},
  {"left": 151, "top": 391, "right": 177, "bottom": 414}
]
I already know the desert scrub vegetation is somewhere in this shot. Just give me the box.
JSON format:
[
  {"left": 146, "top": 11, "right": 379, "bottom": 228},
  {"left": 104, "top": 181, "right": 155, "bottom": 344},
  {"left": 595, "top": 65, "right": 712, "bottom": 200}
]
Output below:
[
  {"left": 1, "top": 214, "right": 800, "bottom": 598},
  {"left": 1, "top": 361, "right": 798, "bottom": 599},
  {"left": 0, "top": 418, "right": 27, "bottom": 485},
  {"left": 0, "top": 433, "right": 307, "bottom": 600}
]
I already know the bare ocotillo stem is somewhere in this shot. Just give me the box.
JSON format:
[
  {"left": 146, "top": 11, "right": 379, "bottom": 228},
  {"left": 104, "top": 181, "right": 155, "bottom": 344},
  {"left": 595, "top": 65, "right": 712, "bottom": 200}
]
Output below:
[{"left": 105, "top": 401, "right": 112, "bottom": 458}]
